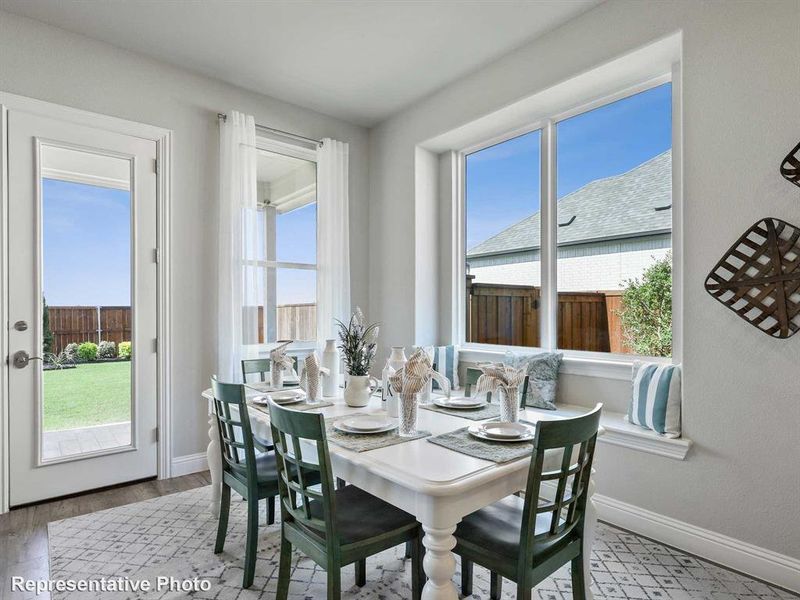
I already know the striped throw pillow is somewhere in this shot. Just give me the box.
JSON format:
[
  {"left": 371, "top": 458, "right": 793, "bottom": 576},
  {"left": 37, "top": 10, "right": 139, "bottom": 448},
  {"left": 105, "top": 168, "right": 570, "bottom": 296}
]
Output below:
[
  {"left": 627, "top": 361, "right": 682, "bottom": 437},
  {"left": 431, "top": 345, "right": 459, "bottom": 390}
]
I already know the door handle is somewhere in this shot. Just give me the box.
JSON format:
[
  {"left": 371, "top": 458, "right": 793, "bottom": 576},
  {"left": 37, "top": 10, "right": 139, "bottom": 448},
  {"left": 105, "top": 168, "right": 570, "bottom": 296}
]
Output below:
[{"left": 13, "top": 351, "right": 43, "bottom": 369}]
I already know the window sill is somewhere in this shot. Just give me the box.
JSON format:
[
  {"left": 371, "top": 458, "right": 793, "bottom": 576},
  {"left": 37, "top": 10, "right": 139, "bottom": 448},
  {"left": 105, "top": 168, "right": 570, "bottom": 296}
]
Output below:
[
  {"left": 459, "top": 344, "right": 667, "bottom": 381},
  {"left": 538, "top": 403, "right": 691, "bottom": 460}
]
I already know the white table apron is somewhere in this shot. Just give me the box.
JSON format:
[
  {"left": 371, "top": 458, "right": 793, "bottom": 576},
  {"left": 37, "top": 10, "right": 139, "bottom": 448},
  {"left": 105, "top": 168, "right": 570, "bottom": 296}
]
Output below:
[{"left": 202, "top": 389, "right": 598, "bottom": 600}]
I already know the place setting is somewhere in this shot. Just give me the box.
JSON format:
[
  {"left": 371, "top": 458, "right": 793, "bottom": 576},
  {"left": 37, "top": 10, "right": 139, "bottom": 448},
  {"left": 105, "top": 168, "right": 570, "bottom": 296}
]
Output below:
[
  {"left": 420, "top": 393, "right": 502, "bottom": 420},
  {"left": 427, "top": 363, "right": 538, "bottom": 463}
]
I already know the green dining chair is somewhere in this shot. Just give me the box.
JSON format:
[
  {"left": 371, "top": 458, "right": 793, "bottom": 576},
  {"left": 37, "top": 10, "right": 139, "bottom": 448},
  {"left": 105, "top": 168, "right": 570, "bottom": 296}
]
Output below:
[
  {"left": 210, "top": 376, "right": 319, "bottom": 588},
  {"left": 269, "top": 400, "right": 425, "bottom": 600},
  {"left": 457, "top": 403, "right": 602, "bottom": 600},
  {"left": 241, "top": 356, "right": 299, "bottom": 383}
]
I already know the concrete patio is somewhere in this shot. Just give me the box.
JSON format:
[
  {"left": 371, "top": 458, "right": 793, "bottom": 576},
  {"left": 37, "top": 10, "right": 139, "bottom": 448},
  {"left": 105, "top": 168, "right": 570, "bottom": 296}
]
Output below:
[{"left": 42, "top": 421, "right": 131, "bottom": 460}]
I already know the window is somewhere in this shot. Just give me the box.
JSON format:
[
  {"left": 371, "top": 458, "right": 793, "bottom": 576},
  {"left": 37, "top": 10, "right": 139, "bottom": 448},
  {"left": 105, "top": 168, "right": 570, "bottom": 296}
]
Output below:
[
  {"left": 464, "top": 81, "right": 673, "bottom": 358},
  {"left": 252, "top": 147, "right": 317, "bottom": 345}
]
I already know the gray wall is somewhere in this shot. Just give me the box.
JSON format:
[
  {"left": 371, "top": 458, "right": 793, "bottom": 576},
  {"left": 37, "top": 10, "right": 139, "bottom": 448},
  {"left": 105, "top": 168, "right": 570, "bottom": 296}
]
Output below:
[
  {"left": 0, "top": 10, "right": 370, "bottom": 459},
  {"left": 369, "top": 0, "right": 800, "bottom": 557}
]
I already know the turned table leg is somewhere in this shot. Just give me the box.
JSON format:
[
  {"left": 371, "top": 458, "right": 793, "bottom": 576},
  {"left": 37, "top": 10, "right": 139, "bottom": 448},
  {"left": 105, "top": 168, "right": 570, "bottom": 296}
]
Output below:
[
  {"left": 421, "top": 524, "right": 458, "bottom": 600},
  {"left": 207, "top": 412, "right": 223, "bottom": 518}
]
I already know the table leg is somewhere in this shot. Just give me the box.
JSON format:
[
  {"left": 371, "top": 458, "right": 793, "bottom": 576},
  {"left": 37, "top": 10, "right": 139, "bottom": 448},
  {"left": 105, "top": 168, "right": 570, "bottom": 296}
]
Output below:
[
  {"left": 421, "top": 524, "right": 458, "bottom": 600},
  {"left": 207, "top": 413, "right": 222, "bottom": 517},
  {"left": 583, "top": 472, "right": 598, "bottom": 600}
]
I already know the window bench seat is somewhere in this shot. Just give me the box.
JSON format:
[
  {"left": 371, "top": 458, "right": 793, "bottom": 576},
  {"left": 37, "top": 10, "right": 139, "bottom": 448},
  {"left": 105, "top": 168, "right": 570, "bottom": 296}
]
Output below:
[{"left": 530, "top": 403, "right": 692, "bottom": 460}]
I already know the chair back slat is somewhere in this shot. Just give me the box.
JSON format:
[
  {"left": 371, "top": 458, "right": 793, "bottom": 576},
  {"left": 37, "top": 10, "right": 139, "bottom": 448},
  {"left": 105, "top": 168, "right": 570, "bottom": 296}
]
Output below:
[
  {"left": 520, "top": 404, "right": 602, "bottom": 568},
  {"left": 211, "top": 377, "right": 258, "bottom": 485},
  {"left": 269, "top": 401, "right": 339, "bottom": 549}
]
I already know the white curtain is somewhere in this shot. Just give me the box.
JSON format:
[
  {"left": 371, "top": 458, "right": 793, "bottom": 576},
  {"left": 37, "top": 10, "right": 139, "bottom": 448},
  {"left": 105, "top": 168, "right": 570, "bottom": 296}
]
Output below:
[
  {"left": 316, "top": 138, "right": 351, "bottom": 343},
  {"left": 217, "top": 110, "right": 260, "bottom": 382}
]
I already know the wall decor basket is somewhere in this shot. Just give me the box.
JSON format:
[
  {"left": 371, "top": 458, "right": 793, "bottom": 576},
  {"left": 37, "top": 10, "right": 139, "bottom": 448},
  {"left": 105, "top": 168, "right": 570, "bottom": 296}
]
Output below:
[
  {"left": 780, "top": 141, "right": 800, "bottom": 188},
  {"left": 705, "top": 218, "right": 800, "bottom": 339}
]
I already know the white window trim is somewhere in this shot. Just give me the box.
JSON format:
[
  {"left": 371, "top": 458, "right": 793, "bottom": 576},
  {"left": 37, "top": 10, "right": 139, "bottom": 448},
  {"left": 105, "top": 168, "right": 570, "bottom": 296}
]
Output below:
[
  {"left": 253, "top": 135, "right": 318, "bottom": 353},
  {"left": 457, "top": 71, "right": 683, "bottom": 380}
]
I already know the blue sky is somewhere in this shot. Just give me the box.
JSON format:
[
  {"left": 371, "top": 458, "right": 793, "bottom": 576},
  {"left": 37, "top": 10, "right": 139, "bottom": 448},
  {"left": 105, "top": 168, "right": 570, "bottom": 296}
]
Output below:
[
  {"left": 466, "top": 82, "right": 672, "bottom": 250},
  {"left": 43, "top": 178, "right": 131, "bottom": 306}
]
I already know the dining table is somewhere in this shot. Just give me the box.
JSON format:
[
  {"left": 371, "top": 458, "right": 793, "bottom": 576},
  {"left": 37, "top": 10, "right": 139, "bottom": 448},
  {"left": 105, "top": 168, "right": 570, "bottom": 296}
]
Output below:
[{"left": 201, "top": 383, "right": 600, "bottom": 600}]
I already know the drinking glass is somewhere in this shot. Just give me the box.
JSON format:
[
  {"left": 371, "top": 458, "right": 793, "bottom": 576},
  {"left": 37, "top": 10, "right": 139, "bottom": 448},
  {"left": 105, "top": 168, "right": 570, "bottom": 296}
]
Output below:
[
  {"left": 498, "top": 386, "right": 520, "bottom": 423},
  {"left": 398, "top": 392, "right": 421, "bottom": 437}
]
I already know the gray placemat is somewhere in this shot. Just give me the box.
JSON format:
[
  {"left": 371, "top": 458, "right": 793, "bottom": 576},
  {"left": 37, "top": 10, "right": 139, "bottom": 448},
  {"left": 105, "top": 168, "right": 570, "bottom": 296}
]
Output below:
[
  {"left": 326, "top": 413, "right": 430, "bottom": 452},
  {"left": 420, "top": 402, "right": 501, "bottom": 421},
  {"left": 249, "top": 400, "right": 334, "bottom": 414},
  {"left": 427, "top": 426, "right": 533, "bottom": 463}
]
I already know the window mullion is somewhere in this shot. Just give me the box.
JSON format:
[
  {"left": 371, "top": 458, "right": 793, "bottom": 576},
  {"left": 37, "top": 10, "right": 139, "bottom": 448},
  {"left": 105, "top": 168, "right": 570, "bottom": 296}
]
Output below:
[{"left": 539, "top": 120, "right": 558, "bottom": 352}]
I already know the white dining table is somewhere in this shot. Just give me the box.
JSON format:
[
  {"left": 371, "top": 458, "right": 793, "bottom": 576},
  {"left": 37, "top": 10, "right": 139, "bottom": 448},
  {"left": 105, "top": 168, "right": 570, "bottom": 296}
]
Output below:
[{"left": 202, "top": 386, "right": 599, "bottom": 600}]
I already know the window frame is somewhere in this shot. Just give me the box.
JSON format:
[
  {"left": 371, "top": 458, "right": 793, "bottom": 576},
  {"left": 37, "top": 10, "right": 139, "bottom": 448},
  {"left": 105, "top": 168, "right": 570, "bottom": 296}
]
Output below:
[
  {"left": 252, "top": 136, "right": 318, "bottom": 350},
  {"left": 457, "top": 72, "right": 680, "bottom": 367}
]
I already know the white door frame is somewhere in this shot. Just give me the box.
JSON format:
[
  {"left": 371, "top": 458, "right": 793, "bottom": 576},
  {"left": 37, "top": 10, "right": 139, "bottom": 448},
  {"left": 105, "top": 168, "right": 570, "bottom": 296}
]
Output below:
[{"left": 0, "top": 92, "right": 173, "bottom": 513}]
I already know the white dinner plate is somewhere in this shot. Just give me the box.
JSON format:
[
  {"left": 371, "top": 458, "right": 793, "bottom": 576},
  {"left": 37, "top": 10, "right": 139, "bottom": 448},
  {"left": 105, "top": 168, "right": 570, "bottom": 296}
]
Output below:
[
  {"left": 269, "top": 390, "right": 306, "bottom": 405},
  {"left": 468, "top": 422, "right": 534, "bottom": 443},
  {"left": 334, "top": 419, "right": 397, "bottom": 435},
  {"left": 433, "top": 396, "right": 485, "bottom": 410},
  {"left": 339, "top": 416, "right": 394, "bottom": 432}
]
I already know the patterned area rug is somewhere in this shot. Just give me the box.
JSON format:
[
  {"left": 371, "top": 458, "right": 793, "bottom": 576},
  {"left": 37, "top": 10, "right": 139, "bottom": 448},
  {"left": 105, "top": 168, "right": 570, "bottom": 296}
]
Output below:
[{"left": 47, "top": 486, "right": 796, "bottom": 600}]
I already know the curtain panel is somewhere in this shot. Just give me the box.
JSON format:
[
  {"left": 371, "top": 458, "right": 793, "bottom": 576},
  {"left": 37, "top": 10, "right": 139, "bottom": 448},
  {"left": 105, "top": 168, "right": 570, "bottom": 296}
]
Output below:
[{"left": 217, "top": 110, "right": 259, "bottom": 382}]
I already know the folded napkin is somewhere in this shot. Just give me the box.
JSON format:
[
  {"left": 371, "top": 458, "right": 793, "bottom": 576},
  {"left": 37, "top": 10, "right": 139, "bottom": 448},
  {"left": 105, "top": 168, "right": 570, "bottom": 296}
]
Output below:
[
  {"left": 299, "top": 352, "right": 329, "bottom": 401},
  {"left": 270, "top": 341, "right": 294, "bottom": 387},
  {"left": 474, "top": 362, "right": 526, "bottom": 396},
  {"left": 389, "top": 348, "right": 451, "bottom": 399}
]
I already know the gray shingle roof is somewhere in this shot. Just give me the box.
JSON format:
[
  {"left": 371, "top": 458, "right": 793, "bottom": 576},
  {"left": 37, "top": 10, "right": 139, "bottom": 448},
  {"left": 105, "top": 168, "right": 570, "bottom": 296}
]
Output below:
[{"left": 467, "top": 150, "right": 672, "bottom": 257}]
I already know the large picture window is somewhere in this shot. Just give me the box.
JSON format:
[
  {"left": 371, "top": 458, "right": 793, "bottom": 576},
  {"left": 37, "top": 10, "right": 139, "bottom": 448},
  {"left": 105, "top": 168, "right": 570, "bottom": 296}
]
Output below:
[
  {"left": 251, "top": 147, "right": 317, "bottom": 344},
  {"left": 464, "top": 81, "right": 673, "bottom": 358}
]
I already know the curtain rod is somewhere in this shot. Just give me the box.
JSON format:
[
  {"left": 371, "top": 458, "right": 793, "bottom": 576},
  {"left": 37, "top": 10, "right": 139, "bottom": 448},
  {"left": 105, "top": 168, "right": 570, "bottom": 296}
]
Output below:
[{"left": 217, "top": 112, "right": 323, "bottom": 147}]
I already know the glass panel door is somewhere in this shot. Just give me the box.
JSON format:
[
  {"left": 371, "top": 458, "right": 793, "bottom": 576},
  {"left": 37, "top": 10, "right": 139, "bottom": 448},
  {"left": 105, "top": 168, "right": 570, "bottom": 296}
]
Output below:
[{"left": 40, "top": 144, "right": 133, "bottom": 461}]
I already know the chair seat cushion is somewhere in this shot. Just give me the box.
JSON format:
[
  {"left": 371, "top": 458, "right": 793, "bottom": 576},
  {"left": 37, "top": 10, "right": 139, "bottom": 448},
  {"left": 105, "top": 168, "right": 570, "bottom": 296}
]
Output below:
[
  {"left": 305, "top": 485, "right": 418, "bottom": 545},
  {"left": 455, "top": 496, "right": 567, "bottom": 562}
]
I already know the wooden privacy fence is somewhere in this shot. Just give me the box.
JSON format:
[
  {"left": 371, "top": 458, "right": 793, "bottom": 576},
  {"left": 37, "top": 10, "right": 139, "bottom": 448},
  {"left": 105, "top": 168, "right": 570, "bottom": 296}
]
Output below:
[
  {"left": 48, "top": 306, "right": 131, "bottom": 354},
  {"left": 254, "top": 303, "right": 317, "bottom": 342},
  {"left": 466, "top": 279, "right": 628, "bottom": 353}
]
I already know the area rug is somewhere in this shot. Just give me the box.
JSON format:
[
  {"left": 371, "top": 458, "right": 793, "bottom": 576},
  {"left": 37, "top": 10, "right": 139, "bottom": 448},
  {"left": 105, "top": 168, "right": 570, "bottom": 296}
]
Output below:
[{"left": 47, "top": 486, "right": 796, "bottom": 599}]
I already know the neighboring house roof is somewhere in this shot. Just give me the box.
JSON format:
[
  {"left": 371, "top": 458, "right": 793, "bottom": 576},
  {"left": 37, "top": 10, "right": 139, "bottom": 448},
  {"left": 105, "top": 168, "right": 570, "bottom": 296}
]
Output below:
[{"left": 467, "top": 150, "right": 672, "bottom": 258}]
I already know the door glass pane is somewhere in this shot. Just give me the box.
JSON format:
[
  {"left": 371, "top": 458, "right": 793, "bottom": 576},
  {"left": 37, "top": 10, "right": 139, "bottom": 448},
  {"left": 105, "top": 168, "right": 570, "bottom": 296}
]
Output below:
[
  {"left": 40, "top": 145, "right": 132, "bottom": 461},
  {"left": 465, "top": 130, "right": 542, "bottom": 347},
  {"left": 555, "top": 83, "right": 672, "bottom": 356}
]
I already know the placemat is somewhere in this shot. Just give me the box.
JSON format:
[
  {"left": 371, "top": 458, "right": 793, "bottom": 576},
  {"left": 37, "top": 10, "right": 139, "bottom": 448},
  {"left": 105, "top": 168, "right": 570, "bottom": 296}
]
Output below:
[
  {"left": 249, "top": 400, "right": 334, "bottom": 414},
  {"left": 427, "top": 426, "right": 534, "bottom": 463},
  {"left": 325, "top": 413, "right": 430, "bottom": 452},
  {"left": 420, "top": 402, "right": 501, "bottom": 421}
]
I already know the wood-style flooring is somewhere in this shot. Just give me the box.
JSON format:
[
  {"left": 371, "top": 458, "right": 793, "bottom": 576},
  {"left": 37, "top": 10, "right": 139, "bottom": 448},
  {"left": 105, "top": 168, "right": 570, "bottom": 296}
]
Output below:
[{"left": 0, "top": 472, "right": 211, "bottom": 600}]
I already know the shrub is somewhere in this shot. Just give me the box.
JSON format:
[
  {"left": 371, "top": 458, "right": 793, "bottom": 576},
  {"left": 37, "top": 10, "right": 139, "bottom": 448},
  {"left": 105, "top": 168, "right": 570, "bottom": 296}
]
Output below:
[
  {"left": 64, "top": 343, "right": 80, "bottom": 362},
  {"left": 77, "top": 341, "right": 98, "bottom": 362},
  {"left": 619, "top": 253, "right": 672, "bottom": 357},
  {"left": 97, "top": 340, "right": 117, "bottom": 359},
  {"left": 42, "top": 296, "right": 53, "bottom": 354},
  {"left": 118, "top": 341, "right": 132, "bottom": 360}
]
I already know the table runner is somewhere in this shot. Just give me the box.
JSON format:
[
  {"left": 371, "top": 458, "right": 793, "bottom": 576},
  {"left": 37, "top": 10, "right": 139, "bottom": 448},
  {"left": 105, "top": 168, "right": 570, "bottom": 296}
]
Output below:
[
  {"left": 420, "top": 402, "right": 501, "bottom": 421},
  {"left": 427, "top": 426, "right": 534, "bottom": 463},
  {"left": 249, "top": 400, "right": 334, "bottom": 414},
  {"left": 325, "top": 413, "right": 430, "bottom": 452}
]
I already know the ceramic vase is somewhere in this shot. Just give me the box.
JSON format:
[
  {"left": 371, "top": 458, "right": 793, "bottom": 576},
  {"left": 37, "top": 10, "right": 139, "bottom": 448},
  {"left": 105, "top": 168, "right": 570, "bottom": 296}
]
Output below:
[
  {"left": 321, "top": 339, "right": 339, "bottom": 397},
  {"left": 344, "top": 375, "right": 378, "bottom": 407}
]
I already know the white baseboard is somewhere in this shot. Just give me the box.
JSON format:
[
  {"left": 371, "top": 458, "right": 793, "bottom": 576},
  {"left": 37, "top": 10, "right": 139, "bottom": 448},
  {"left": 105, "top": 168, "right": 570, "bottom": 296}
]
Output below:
[
  {"left": 170, "top": 452, "right": 208, "bottom": 477},
  {"left": 594, "top": 494, "right": 800, "bottom": 594}
]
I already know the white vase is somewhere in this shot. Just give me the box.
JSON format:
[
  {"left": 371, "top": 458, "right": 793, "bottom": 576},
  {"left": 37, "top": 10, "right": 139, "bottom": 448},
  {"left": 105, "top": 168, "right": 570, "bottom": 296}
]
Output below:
[
  {"left": 388, "top": 346, "right": 407, "bottom": 371},
  {"left": 344, "top": 375, "right": 378, "bottom": 407},
  {"left": 321, "top": 340, "right": 339, "bottom": 397}
]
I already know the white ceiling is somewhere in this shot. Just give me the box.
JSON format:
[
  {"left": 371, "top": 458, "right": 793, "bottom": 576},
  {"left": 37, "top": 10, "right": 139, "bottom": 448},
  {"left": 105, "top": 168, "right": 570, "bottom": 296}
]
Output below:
[{"left": 0, "top": 0, "right": 601, "bottom": 126}]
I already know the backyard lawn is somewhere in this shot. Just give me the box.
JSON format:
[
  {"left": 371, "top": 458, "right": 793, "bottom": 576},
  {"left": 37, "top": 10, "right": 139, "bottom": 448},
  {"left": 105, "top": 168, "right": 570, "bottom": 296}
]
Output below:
[{"left": 43, "top": 362, "right": 131, "bottom": 431}]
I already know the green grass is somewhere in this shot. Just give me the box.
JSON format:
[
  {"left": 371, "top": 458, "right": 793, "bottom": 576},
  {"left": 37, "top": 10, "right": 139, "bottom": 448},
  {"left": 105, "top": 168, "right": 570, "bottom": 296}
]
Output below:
[{"left": 43, "top": 361, "right": 131, "bottom": 431}]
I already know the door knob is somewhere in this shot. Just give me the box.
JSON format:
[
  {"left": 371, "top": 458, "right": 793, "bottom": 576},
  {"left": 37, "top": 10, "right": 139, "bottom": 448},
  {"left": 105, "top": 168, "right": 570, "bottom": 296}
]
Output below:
[{"left": 13, "top": 351, "right": 42, "bottom": 369}]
